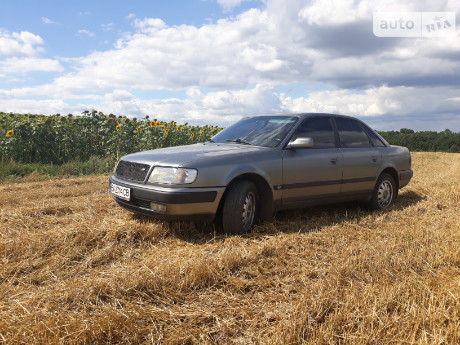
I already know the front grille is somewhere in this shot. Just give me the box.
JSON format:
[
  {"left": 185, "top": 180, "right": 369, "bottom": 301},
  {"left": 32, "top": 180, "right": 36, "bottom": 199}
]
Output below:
[{"left": 115, "top": 161, "right": 151, "bottom": 182}]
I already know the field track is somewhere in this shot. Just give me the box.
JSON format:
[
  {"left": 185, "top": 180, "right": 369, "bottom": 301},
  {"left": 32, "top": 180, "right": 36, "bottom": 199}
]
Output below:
[{"left": 0, "top": 152, "right": 459, "bottom": 344}]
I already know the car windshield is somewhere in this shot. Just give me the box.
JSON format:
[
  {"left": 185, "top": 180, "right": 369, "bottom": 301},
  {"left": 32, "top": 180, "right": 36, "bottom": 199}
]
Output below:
[{"left": 211, "top": 116, "right": 299, "bottom": 148}]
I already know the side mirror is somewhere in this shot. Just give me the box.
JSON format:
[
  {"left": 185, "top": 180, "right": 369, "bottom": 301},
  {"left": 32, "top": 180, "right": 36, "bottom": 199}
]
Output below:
[{"left": 286, "top": 137, "right": 314, "bottom": 149}]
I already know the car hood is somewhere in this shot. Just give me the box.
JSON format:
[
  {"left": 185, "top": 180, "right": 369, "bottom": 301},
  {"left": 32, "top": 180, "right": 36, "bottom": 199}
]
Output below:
[{"left": 120, "top": 143, "right": 270, "bottom": 167}]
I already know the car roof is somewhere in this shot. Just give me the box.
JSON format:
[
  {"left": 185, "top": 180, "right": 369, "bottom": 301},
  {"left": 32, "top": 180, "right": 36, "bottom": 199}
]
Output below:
[{"left": 250, "top": 113, "right": 359, "bottom": 121}]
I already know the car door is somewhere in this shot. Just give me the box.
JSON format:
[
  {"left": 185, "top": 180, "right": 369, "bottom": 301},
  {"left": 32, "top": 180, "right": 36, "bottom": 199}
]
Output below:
[
  {"left": 334, "top": 117, "right": 382, "bottom": 195},
  {"left": 281, "top": 116, "right": 343, "bottom": 207}
]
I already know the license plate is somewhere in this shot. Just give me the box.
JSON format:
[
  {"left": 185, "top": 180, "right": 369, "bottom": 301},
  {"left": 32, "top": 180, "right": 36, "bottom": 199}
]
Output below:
[{"left": 111, "top": 183, "right": 130, "bottom": 201}]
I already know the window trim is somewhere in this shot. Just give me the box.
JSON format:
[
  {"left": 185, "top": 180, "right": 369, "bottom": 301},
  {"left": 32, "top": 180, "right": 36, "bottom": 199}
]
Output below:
[
  {"left": 287, "top": 116, "right": 339, "bottom": 149},
  {"left": 359, "top": 121, "right": 389, "bottom": 147},
  {"left": 333, "top": 117, "right": 374, "bottom": 149}
]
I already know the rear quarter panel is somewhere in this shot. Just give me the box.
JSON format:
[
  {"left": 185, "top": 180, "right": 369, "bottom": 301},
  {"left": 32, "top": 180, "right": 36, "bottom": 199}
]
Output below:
[{"left": 378, "top": 145, "right": 412, "bottom": 177}]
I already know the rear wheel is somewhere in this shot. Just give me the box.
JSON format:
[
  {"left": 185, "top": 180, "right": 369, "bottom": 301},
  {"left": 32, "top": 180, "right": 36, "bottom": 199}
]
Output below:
[
  {"left": 222, "top": 181, "right": 258, "bottom": 234},
  {"left": 367, "top": 173, "right": 396, "bottom": 210}
]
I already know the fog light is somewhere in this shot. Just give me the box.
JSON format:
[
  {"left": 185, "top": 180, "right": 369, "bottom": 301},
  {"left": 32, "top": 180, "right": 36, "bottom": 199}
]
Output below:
[{"left": 150, "top": 202, "right": 167, "bottom": 213}]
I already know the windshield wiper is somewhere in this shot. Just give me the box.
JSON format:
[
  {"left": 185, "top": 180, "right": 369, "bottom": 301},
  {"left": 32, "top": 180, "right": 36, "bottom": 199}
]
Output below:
[
  {"left": 207, "top": 138, "right": 216, "bottom": 143},
  {"left": 225, "top": 138, "right": 253, "bottom": 145}
]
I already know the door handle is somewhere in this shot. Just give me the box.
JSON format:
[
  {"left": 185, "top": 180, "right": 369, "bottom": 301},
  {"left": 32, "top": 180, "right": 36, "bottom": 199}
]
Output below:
[
  {"left": 330, "top": 158, "right": 338, "bottom": 165},
  {"left": 372, "top": 156, "right": 378, "bottom": 163}
]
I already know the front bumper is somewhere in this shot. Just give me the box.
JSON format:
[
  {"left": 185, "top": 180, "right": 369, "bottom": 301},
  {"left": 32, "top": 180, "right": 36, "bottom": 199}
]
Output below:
[{"left": 109, "top": 176, "right": 225, "bottom": 221}]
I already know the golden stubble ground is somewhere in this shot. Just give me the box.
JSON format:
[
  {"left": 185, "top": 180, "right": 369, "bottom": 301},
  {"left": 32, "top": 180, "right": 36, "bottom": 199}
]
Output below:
[{"left": 0, "top": 152, "right": 459, "bottom": 344}]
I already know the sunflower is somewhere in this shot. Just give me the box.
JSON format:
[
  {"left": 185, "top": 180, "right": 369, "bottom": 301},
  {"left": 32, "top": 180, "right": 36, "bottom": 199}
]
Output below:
[
  {"left": 150, "top": 121, "right": 156, "bottom": 127},
  {"left": 164, "top": 128, "right": 169, "bottom": 137},
  {"left": 201, "top": 130, "right": 205, "bottom": 135},
  {"left": 116, "top": 125, "right": 122, "bottom": 131},
  {"left": 190, "top": 133, "right": 195, "bottom": 138},
  {"left": 137, "top": 127, "right": 141, "bottom": 133},
  {"left": 177, "top": 126, "right": 182, "bottom": 131},
  {"left": 6, "top": 130, "right": 14, "bottom": 137}
]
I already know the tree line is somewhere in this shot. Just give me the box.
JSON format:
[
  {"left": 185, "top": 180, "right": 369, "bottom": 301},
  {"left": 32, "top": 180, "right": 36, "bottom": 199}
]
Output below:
[{"left": 378, "top": 128, "right": 460, "bottom": 153}]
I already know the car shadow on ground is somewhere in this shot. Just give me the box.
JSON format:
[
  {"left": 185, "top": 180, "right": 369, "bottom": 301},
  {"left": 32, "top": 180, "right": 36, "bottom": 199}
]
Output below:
[
  {"left": 271, "top": 190, "right": 425, "bottom": 234},
  {"left": 131, "top": 190, "right": 425, "bottom": 244}
]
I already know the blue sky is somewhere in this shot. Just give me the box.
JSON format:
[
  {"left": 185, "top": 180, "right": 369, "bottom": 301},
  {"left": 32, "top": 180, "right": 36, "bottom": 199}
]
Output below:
[
  {"left": 1, "top": 1, "right": 245, "bottom": 56},
  {"left": 1, "top": 0, "right": 459, "bottom": 130}
]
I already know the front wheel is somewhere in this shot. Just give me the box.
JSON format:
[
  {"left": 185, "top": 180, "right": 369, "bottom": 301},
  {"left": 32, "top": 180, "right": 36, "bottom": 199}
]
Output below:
[
  {"left": 367, "top": 173, "right": 396, "bottom": 210},
  {"left": 222, "top": 181, "right": 258, "bottom": 234}
]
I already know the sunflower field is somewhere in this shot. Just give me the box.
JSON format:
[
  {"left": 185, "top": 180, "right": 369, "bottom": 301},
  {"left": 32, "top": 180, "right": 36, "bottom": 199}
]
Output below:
[{"left": 0, "top": 111, "right": 222, "bottom": 165}]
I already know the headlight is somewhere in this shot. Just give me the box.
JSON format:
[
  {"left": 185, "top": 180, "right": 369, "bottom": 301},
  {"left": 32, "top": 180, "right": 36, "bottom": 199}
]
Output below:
[{"left": 148, "top": 167, "right": 197, "bottom": 184}]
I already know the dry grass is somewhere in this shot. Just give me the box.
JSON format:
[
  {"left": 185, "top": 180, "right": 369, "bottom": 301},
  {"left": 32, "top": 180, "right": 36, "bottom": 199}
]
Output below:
[{"left": 0, "top": 152, "right": 458, "bottom": 344}]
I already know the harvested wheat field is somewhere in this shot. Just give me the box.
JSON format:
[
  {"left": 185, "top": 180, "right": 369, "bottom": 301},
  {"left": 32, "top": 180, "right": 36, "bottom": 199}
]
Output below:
[{"left": 0, "top": 152, "right": 459, "bottom": 344}]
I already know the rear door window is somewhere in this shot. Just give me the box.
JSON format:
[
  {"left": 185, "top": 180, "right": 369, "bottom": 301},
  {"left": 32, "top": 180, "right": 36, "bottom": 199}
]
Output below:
[
  {"left": 361, "top": 124, "right": 387, "bottom": 147},
  {"left": 335, "top": 117, "right": 371, "bottom": 148}
]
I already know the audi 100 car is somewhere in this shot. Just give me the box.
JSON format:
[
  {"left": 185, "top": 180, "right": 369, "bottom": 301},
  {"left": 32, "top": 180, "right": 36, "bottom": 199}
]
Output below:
[{"left": 109, "top": 113, "right": 413, "bottom": 234}]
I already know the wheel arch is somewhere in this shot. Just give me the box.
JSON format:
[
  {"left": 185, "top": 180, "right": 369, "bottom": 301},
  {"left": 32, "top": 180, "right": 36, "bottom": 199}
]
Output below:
[
  {"left": 217, "top": 172, "right": 274, "bottom": 223},
  {"left": 378, "top": 167, "right": 399, "bottom": 201},
  {"left": 380, "top": 167, "right": 399, "bottom": 190}
]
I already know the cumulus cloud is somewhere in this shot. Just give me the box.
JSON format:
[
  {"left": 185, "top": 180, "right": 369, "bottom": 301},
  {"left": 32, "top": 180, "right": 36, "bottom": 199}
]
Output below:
[
  {"left": 38, "top": 0, "right": 457, "bottom": 96},
  {"left": 0, "top": 30, "right": 44, "bottom": 56},
  {"left": 280, "top": 85, "right": 458, "bottom": 117},
  {"left": 97, "top": 84, "right": 282, "bottom": 125},
  {"left": 0, "top": 57, "right": 63, "bottom": 76},
  {"left": 132, "top": 18, "right": 167, "bottom": 30},
  {"left": 298, "top": 0, "right": 458, "bottom": 26},
  {"left": 0, "top": 98, "right": 69, "bottom": 115},
  {"left": 1, "top": 83, "right": 459, "bottom": 130},
  {"left": 48, "top": 8, "right": 278, "bottom": 93}
]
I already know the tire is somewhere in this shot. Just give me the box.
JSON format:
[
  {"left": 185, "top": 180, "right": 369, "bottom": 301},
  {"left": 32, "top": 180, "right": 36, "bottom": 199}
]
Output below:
[
  {"left": 222, "top": 180, "right": 258, "bottom": 234},
  {"left": 367, "top": 173, "right": 396, "bottom": 210}
]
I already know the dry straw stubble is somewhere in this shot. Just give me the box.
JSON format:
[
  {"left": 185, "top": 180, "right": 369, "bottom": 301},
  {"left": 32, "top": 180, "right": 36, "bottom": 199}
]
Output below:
[{"left": 0, "top": 152, "right": 458, "bottom": 344}]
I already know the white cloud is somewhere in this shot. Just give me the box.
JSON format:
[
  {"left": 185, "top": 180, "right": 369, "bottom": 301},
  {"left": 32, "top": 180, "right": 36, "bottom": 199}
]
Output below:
[
  {"left": 1, "top": 83, "right": 459, "bottom": 130},
  {"left": 217, "top": 0, "right": 250, "bottom": 12},
  {"left": 77, "top": 29, "right": 95, "bottom": 37},
  {"left": 96, "top": 84, "right": 281, "bottom": 125},
  {"left": 105, "top": 89, "right": 135, "bottom": 102},
  {"left": 280, "top": 85, "right": 460, "bottom": 130},
  {"left": 299, "top": 0, "right": 370, "bottom": 26},
  {"left": 0, "top": 30, "right": 44, "bottom": 56},
  {"left": 0, "top": 57, "right": 63, "bottom": 76},
  {"left": 47, "top": 8, "right": 292, "bottom": 93},
  {"left": 42, "top": 17, "right": 58, "bottom": 24},
  {"left": 0, "top": 98, "right": 69, "bottom": 114},
  {"left": 42, "top": 1, "right": 457, "bottom": 96},
  {"left": 297, "top": 0, "right": 457, "bottom": 26},
  {"left": 133, "top": 18, "right": 167, "bottom": 30}
]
